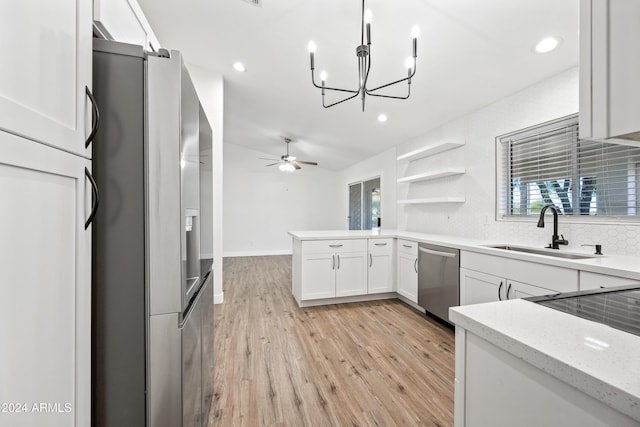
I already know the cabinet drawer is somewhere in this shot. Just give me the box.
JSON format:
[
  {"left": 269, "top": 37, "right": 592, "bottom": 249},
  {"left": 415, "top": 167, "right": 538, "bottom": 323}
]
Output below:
[
  {"left": 397, "top": 239, "right": 418, "bottom": 256},
  {"left": 302, "top": 239, "right": 367, "bottom": 254},
  {"left": 368, "top": 238, "right": 394, "bottom": 254}
]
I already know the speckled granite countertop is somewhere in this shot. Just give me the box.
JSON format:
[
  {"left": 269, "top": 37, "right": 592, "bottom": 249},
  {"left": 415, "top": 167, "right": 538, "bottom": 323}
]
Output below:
[{"left": 449, "top": 299, "right": 640, "bottom": 422}]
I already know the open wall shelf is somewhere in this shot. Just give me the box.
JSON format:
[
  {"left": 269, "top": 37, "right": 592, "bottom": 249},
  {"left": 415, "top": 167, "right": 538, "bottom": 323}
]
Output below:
[
  {"left": 397, "top": 197, "right": 466, "bottom": 205},
  {"left": 396, "top": 139, "right": 464, "bottom": 162},
  {"left": 397, "top": 168, "right": 466, "bottom": 184}
]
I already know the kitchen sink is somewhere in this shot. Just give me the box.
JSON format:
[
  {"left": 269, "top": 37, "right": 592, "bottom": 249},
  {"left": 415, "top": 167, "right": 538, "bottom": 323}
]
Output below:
[{"left": 484, "top": 244, "right": 599, "bottom": 260}]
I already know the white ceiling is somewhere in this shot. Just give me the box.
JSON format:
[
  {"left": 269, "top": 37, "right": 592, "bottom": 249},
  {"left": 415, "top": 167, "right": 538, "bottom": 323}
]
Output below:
[{"left": 138, "top": 0, "right": 579, "bottom": 170}]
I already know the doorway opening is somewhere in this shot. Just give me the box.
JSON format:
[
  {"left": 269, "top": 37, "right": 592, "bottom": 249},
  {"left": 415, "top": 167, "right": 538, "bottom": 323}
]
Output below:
[{"left": 348, "top": 177, "right": 381, "bottom": 230}]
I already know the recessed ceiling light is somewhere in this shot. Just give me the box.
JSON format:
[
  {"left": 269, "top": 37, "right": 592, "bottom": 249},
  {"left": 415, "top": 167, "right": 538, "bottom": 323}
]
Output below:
[
  {"left": 233, "top": 62, "right": 246, "bottom": 72},
  {"left": 533, "top": 37, "right": 562, "bottom": 54},
  {"left": 377, "top": 114, "right": 388, "bottom": 123}
]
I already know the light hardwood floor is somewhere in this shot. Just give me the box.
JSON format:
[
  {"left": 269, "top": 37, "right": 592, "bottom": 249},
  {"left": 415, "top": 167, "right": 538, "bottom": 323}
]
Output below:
[{"left": 208, "top": 255, "right": 455, "bottom": 427}]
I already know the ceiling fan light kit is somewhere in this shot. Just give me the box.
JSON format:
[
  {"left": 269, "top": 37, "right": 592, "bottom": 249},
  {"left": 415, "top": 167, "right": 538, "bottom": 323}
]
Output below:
[
  {"left": 308, "top": 0, "right": 419, "bottom": 111},
  {"left": 263, "top": 138, "right": 318, "bottom": 172}
]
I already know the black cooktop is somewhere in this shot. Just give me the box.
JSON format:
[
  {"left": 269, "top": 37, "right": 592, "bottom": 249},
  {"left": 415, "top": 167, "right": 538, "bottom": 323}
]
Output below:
[{"left": 528, "top": 285, "right": 640, "bottom": 337}]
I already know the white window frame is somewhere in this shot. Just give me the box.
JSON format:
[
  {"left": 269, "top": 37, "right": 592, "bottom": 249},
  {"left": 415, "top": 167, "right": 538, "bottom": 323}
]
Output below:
[{"left": 496, "top": 113, "right": 640, "bottom": 225}]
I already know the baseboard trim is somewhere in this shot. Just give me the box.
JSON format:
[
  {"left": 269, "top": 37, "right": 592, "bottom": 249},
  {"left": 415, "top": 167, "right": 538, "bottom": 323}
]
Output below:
[
  {"left": 297, "top": 292, "right": 397, "bottom": 308},
  {"left": 396, "top": 294, "right": 426, "bottom": 313},
  {"left": 214, "top": 291, "right": 224, "bottom": 305},
  {"left": 223, "top": 250, "right": 293, "bottom": 257}
]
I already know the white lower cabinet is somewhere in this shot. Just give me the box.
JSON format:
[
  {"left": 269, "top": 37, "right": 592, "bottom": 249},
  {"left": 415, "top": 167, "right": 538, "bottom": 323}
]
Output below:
[
  {"left": 456, "top": 330, "right": 638, "bottom": 427},
  {"left": 367, "top": 238, "right": 394, "bottom": 294},
  {"left": 460, "top": 268, "right": 503, "bottom": 305},
  {"left": 0, "top": 131, "right": 92, "bottom": 427},
  {"left": 298, "top": 239, "right": 367, "bottom": 301},
  {"left": 460, "top": 251, "right": 578, "bottom": 306},
  {"left": 397, "top": 240, "right": 418, "bottom": 303},
  {"left": 335, "top": 252, "right": 368, "bottom": 297},
  {"left": 460, "top": 269, "right": 558, "bottom": 305},
  {"left": 300, "top": 253, "right": 335, "bottom": 300},
  {"left": 579, "top": 271, "right": 639, "bottom": 291}
]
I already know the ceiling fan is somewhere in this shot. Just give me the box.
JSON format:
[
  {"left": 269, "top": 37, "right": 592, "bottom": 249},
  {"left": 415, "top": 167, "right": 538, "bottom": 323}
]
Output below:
[{"left": 261, "top": 138, "right": 318, "bottom": 172}]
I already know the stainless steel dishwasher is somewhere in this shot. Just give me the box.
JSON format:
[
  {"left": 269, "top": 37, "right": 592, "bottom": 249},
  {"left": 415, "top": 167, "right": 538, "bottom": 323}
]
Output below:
[{"left": 418, "top": 243, "right": 460, "bottom": 324}]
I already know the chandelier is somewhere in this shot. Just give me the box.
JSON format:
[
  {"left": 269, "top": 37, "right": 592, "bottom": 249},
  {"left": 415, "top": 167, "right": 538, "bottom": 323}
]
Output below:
[{"left": 307, "top": 0, "right": 419, "bottom": 112}]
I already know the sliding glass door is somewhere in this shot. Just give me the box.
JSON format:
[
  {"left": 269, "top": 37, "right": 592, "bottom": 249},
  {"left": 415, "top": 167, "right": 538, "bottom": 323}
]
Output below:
[{"left": 348, "top": 177, "right": 381, "bottom": 230}]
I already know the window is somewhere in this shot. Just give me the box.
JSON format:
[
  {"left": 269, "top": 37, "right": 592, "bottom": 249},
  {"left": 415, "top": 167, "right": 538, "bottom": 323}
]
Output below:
[
  {"left": 497, "top": 114, "right": 640, "bottom": 221},
  {"left": 348, "top": 177, "right": 381, "bottom": 230}
]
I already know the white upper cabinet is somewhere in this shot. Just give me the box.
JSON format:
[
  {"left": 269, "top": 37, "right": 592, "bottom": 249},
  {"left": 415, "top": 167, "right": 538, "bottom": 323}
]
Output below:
[
  {"left": 580, "top": 0, "right": 640, "bottom": 142},
  {"left": 0, "top": 0, "right": 93, "bottom": 158},
  {"left": 94, "top": 0, "right": 162, "bottom": 53}
]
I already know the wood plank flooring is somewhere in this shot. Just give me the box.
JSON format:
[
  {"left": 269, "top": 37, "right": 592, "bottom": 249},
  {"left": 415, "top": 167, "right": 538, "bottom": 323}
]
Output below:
[{"left": 208, "top": 255, "right": 455, "bottom": 427}]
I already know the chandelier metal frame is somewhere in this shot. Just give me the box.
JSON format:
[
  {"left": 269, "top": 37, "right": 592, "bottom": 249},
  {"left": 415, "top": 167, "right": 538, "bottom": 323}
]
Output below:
[{"left": 308, "top": 0, "right": 418, "bottom": 111}]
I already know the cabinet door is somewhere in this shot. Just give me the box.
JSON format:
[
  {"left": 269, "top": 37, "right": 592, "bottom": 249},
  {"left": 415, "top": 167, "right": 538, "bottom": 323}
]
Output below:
[
  {"left": 335, "top": 252, "right": 368, "bottom": 297},
  {"left": 397, "top": 252, "right": 418, "bottom": 303},
  {"left": 93, "top": 0, "right": 162, "bottom": 52},
  {"left": 459, "top": 268, "right": 503, "bottom": 305},
  {"left": 368, "top": 252, "right": 394, "bottom": 293},
  {"left": 580, "top": 0, "right": 640, "bottom": 140},
  {"left": 0, "top": 131, "right": 92, "bottom": 427},
  {"left": 0, "top": 0, "right": 92, "bottom": 157},
  {"left": 368, "top": 240, "right": 394, "bottom": 294},
  {"left": 506, "top": 280, "right": 556, "bottom": 300},
  {"left": 301, "top": 253, "right": 335, "bottom": 300}
]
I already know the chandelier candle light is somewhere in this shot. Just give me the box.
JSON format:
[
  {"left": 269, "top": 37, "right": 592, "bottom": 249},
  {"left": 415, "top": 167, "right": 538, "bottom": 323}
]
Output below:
[{"left": 308, "top": 0, "right": 419, "bottom": 111}]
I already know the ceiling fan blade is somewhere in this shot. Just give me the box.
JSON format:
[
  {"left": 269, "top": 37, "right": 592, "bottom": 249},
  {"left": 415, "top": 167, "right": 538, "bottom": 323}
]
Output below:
[
  {"left": 265, "top": 162, "right": 280, "bottom": 167},
  {"left": 296, "top": 160, "right": 318, "bottom": 166},
  {"left": 259, "top": 157, "right": 279, "bottom": 161},
  {"left": 293, "top": 162, "right": 302, "bottom": 170}
]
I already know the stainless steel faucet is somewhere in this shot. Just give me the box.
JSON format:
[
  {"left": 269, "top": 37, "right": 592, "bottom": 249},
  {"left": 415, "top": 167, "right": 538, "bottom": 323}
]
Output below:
[{"left": 537, "top": 205, "right": 569, "bottom": 249}]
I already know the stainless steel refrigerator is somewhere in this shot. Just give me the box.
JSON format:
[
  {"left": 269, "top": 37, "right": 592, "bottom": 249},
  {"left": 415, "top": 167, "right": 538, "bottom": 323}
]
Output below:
[{"left": 91, "top": 39, "right": 214, "bottom": 427}]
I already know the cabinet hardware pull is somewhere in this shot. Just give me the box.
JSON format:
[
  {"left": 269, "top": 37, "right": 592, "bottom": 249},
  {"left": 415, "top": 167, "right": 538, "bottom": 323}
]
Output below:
[
  {"left": 414, "top": 258, "right": 418, "bottom": 273},
  {"left": 506, "top": 283, "right": 512, "bottom": 300},
  {"left": 374, "top": 243, "right": 387, "bottom": 246},
  {"left": 498, "top": 281, "right": 503, "bottom": 301},
  {"left": 331, "top": 255, "right": 335, "bottom": 270},
  {"left": 85, "top": 167, "right": 99, "bottom": 229},
  {"left": 403, "top": 244, "right": 413, "bottom": 248},
  {"left": 85, "top": 86, "right": 100, "bottom": 148},
  {"left": 419, "top": 247, "right": 456, "bottom": 258},
  {"left": 329, "top": 244, "right": 343, "bottom": 248},
  {"left": 369, "top": 253, "right": 372, "bottom": 267},
  {"left": 337, "top": 255, "right": 340, "bottom": 269}
]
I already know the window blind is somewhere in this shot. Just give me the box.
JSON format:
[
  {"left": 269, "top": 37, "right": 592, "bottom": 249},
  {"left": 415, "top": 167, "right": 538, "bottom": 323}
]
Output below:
[{"left": 497, "top": 114, "right": 640, "bottom": 219}]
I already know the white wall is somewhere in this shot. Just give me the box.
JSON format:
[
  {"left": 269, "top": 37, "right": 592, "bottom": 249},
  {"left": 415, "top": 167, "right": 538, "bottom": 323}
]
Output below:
[
  {"left": 338, "top": 147, "right": 398, "bottom": 230},
  {"left": 394, "top": 66, "right": 640, "bottom": 256},
  {"left": 223, "top": 143, "right": 343, "bottom": 256},
  {"left": 186, "top": 64, "right": 225, "bottom": 303}
]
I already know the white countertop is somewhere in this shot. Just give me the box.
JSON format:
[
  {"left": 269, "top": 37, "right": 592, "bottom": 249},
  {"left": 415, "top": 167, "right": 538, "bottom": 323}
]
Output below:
[
  {"left": 288, "top": 229, "right": 640, "bottom": 279},
  {"left": 449, "top": 299, "right": 640, "bottom": 422}
]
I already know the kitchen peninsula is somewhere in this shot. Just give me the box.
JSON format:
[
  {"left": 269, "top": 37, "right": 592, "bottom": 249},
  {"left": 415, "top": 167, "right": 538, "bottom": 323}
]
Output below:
[
  {"left": 450, "top": 296, "right": 640, "bottom": 426},
  {"left": 290, "top": 229, "right": 640, "bottom": 425},
  {"left": 289, "top": 230, "right": 640, "bottom": 308}
]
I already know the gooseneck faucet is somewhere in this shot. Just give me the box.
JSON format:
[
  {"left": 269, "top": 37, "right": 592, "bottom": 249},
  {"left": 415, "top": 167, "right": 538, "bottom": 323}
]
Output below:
[{"left": 537, "top": 205, "right": 569, "bottom": 249}]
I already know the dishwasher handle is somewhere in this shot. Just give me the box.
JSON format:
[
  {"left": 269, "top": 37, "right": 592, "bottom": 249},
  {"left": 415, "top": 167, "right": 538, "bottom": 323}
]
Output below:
[{"left": 419, "top": 247, "right": 457, "bottom": 258}]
